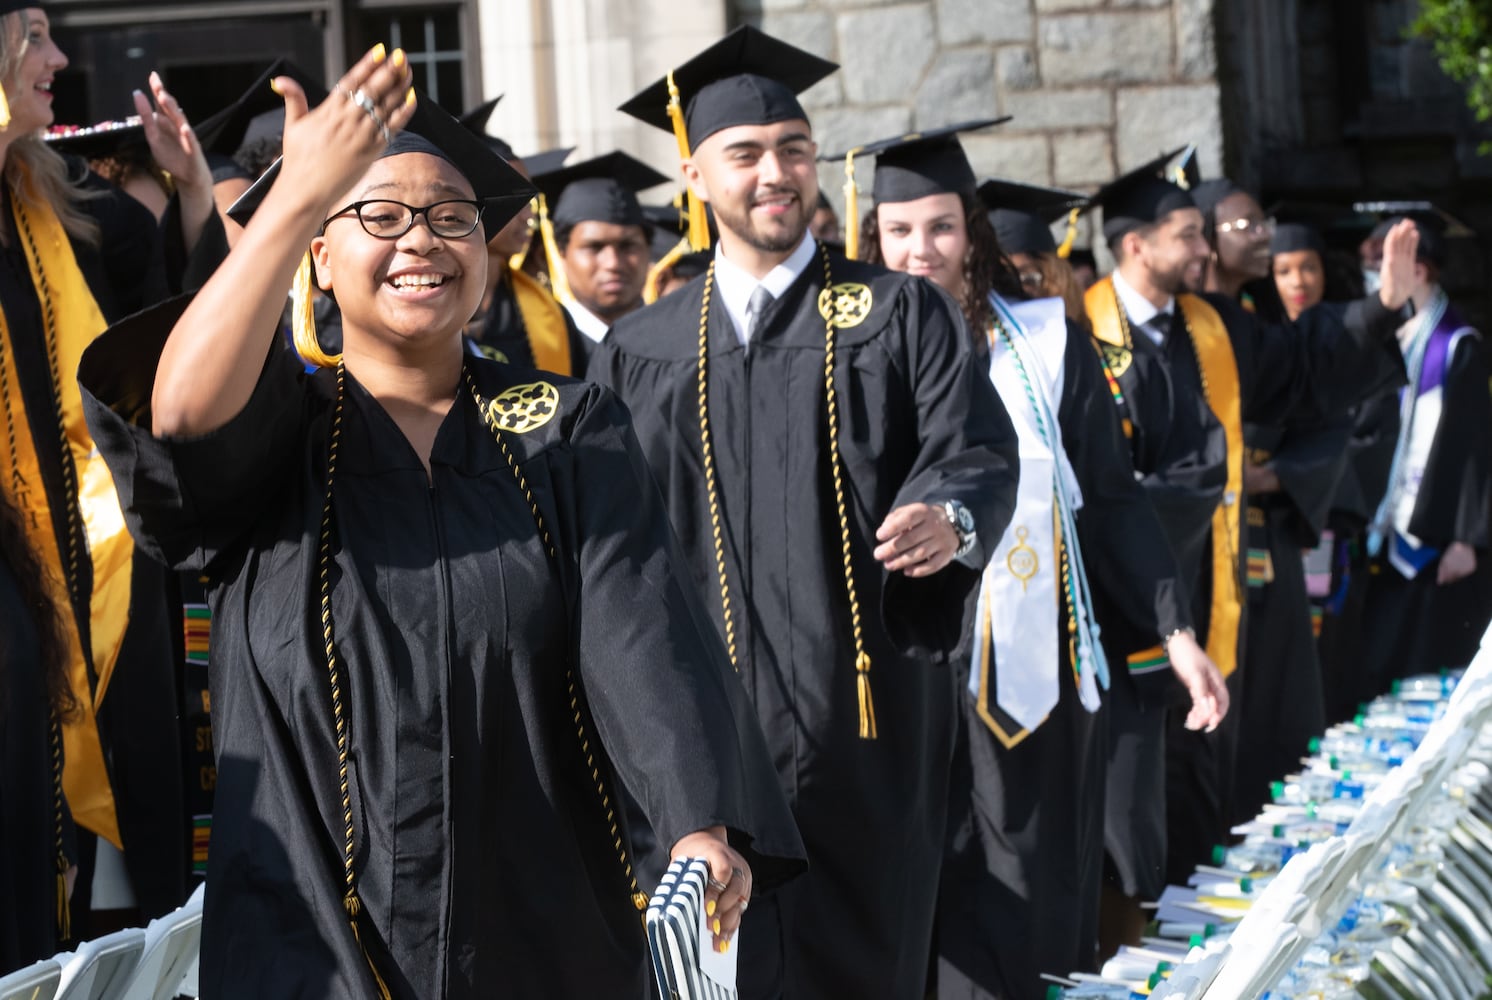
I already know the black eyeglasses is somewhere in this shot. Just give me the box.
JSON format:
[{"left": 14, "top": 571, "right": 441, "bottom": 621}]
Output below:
[{"left": 322, "top": 199, "right": 485, "bottom": 239}]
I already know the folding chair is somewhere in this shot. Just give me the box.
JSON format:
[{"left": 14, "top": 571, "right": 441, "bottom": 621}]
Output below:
[
  {"left": 53, "top": 928, "right": 144, "bottom": 1000},
  {"left": 0, "top": 959, "right": 61, "bottom": 1000},
  {"left": 116, "top": 883, "right": 205, "bottom": 1000}
]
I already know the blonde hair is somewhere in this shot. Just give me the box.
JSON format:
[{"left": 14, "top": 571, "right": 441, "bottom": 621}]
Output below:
[
  {"left": 1029, "top": 252, "right": 1088, "bottom": 328},
  {"left": 0, "top": 11, "right": 100, "bottom": 247}
]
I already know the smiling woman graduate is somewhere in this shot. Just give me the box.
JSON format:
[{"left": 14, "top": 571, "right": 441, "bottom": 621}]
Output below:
[{"left": 76, "top": 49, "right": 802, "bottom": 1000}]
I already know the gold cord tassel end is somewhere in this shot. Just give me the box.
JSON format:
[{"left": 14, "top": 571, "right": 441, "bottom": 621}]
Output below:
[
  {"left": 292, "top": 251, "right": 340, "bottom": 368},
  {"left": 56, "top": 867, "right": 70, "bottom": 942},
  {"left": 537, "top": 194, "right": 574, "bottom": 305},
  {"left": 1056, "top": 207, "right": 1080, "bottom": 260},
  {"left": 856, "top": 652, "right": 877, "bottom": 740},
  {"left": 0, "top": 84, "right": 11, "bottom": 130},
  {"left": 345, "top": 891, "right": 393, "bottom": 1000}
]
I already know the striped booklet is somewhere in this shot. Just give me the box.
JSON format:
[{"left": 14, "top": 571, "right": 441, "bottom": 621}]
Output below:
[{"left": 646, "top": 857, "right": 738, "bottom": 1000}]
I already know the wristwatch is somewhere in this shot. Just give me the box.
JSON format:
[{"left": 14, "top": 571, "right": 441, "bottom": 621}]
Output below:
[{"left": 942, "top": 500, "right": 977, "bottom": 560}]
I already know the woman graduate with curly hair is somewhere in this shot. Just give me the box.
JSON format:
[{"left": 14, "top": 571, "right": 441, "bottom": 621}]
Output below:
[{"left": 79, "top": 49, "right": 802, "bottom": 999}]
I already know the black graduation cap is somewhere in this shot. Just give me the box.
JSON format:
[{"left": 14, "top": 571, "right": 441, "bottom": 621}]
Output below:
[
  {"left": 44, "top": 116, "right": 147, "bottom": 160},
  {"left": 822, "top": 119, "right": 1008, "bottom": 203},
  {"left": 194, "top": 59, "right": 326, "bottom": 162},
  {"left": 976, "top": 178, "right": 1088, "bottom": 257},
  {"left": 618, "top": 25, "right": 836, "bottom": 149},
  {"left": 1270, "top": 222, "right": 1326, "bottom": 258},
  {"left": 1171, "top": 144, "right": 1202, "bottom": 192},
  {"left": 458, "top": 96, "right": 502, "bottom": 134},
  {"left": 1352, "top": 200, "right": 1477, "bottom": 267},
  {"left": 531, "top": 151, "right": 669, "bottom": 229},
  {"left": 227, "top": 89, "right": 536, "bottom": 240},
  {"left": 515, "top": 146, "right": 572, "bottom": 177},
  {"left": 1089, "top": 147, "right": 1195, "bottom": 243}
]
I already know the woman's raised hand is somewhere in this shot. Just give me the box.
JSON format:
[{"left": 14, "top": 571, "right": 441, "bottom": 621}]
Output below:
[{"left": 271, "top": 44, "right": 416, "bottom": 221}]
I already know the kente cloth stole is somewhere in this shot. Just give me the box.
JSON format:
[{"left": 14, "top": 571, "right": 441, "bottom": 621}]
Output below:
[
  {"left": 1085, "top": 276, "right": 1243, "bottom": 678},
  {"left": 0, "top": 170, "right": 127, "bottom": 846},
  {"left": 509, "top": 265, "right": 574, "bottom": 375}
]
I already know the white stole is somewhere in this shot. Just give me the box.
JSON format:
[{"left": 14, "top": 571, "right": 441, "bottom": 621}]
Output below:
[{"left": 969, "top": 294, "right": 1105, "bottom": 733}]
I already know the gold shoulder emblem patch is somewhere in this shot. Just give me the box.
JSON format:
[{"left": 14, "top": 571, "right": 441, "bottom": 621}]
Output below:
[
  {"left": 487, "top": 381, "right": 560, "bottom": 434},
  {"left": 1099, "top": 341, "right": 1132, "bottom": 379},
  {"left": 817, "top": 282, "right": 873, "bottom": 329}
]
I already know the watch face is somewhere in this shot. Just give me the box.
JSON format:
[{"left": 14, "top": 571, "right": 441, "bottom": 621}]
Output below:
[{"left": 955, "top": 506, "right": 974, "bottom": 532}]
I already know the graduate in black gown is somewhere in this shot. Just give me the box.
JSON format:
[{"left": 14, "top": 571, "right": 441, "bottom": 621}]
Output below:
[
  {"left": 79, "top": 54, "right": 804, "bottom": 999},
  {"left": 0, "top": 484, "right": 76, "bottom": 974},
  {"left": 1337, "top": 217, "right": 1492, "bottom": 701},
  {"left": 0, "top": 5, "right": 225, "bottom": 933},
  {"left": 1227, "top": 223, "right": 1352, "bottom": 822},
  {"left": 594, "top": 27, "right": 1020, "bottom": 1000},
  {"left": 1082, "top": 158, "right": 1419, "bottom": 884},
  {"left": 531, "top": 150, "right": 666, "bottom": 345},
  {"left": 457, "top": 103, "right": 588, "bottom": 375},
  {"left": 855, "top": 131, "right": 1228, "bottom": 999}
]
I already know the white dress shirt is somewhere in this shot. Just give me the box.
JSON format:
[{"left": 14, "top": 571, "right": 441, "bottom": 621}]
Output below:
[
  {"left": 713, "top": 234, "right": 819, "bottom": 347},
  {"left": 1111, "top": 268, "right": 1175, "bottom": 346},
  {"left": 565, "top": 299, "right": 611, "bottom": 343}
]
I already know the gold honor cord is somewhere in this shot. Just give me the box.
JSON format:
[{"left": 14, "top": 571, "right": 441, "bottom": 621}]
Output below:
[
  {"left": 313, "top": 362, "right": 647, "bottom": 983},
  {"left": 695, "top": 246, "right": 878, "bottom": 739}
]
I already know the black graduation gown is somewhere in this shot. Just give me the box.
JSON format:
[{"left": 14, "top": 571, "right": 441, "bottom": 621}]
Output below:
[
  {"left": 590, "top": 250, "right": 1019, "bottom": 1000},
  {"left": 0, "top": 161, "right": 226, "bottom": 921},
  {"left": 1231, "top": 416, "right": 1349, "bottom": 824},
  {"left": 0, "top": 533, "right": 75, "bottom": 975},
  {"left": 78, "top": 304, "right": 805, "bottom": 1000},
  {"left": 1343, "top": 332, "right": 1492, "bottom": 698},
  {"left": 471, "top": 271, "right": 592, "bottom": 375},
  {"left": 936, "top": 321, "right": 1192, "bottom": 1000},
  {"left": 1102, "top": 292, "right": 1405, "bottom": 885},
  {"left": 1318, "top": 388, "right": 1400, "bottom": 724}
]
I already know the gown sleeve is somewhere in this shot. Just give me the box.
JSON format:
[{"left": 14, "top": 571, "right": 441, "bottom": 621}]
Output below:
[
  {"left": 1215, "top": 292, "right": 1406, "bottom": 424},
  {"left": 1062, "top": 329, "right": 1192, "bottom": 649},
  {"left": 1260, "top": 415, "right": 1353, "bottom": 548},
  {"left": 566, "top": 387, "right": 807, "bottom": 892},
  {"left": 1408, "top": 335, "right": 1492, "bottom": 550},
  {"left": 882, "top": 282, "right": 1020, "bottom": 657},
  {"left": 77, "top": 294, "right": 306, "bottom": 576}
]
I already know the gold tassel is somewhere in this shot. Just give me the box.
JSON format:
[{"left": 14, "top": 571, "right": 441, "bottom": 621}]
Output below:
[
  {"left": 345, "top": 892, "right": 393, "bottom": 1000},
  {"left": 536, "top": 194, "right": 573, "bottom": 305},
  {"left": 56, "top": 866, "right": 70, "bottom": 942},
  {"left": 1056, "top": 207, "right": 1080, "bottom": 260},
  {"left": 292, "top": 251, "right": 341, "bottom": 368},
  {"left": 644, "top": 236, "right": 691, "bottom": 304},
  {"left": 665, "top": 71, "right": 711, "bottom": 252},
  {"left": 843, "top": 150, "right": 860, "bottom": 261},
  {"left": 0, "top": 83, "right": 11, "bottom": 130},
  {"left": 856, "top": 651, "right": 877, "bottom": 740}
]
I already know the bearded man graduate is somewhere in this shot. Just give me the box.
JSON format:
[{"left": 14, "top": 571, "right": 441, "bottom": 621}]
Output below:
[
  {"left": 590, "top": 27, "right": 1019, "bottom": 1000},
  {"left": 1083, "top": 156, "right": 1420, "bottom": 886}
]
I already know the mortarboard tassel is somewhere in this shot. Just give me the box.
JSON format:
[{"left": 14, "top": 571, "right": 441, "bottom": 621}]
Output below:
[
  {"left": 644, "top": 236, "right": 690, "bottom": 304},
  {"left": 0, "top": 83, "right": 10, "bottom": 130},
  {"left": 536, "top": 193, "right": 574, "bottom": 304},
  {"left": 665, "top": 72, "right": 711, "bottom": 252},
  {"left": 292, "top": 251, "right": 340, "bottom": 368},
  {"left": 856, "top": 651, "right": 877, "bottom": 740},
  {"left": 1056, "top": 207, "right": 1080, "bottom": 260},
  {"left": 508, "top": 199, "right": 536, "bottom": 271},
  {"left": 345, "top": 891, "right": 392, "bottom": 1000},
  {"left": 843, "top": 150, "right": 860, "bottom": 261}
]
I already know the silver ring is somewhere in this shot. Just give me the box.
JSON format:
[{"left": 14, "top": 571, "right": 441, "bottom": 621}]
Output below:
[
  {"left": 350, "top": 88, "right": 378, "bottom": 115},
  {"left": 739, "top": 899, "right": 749, "bottom": 915},
  {"left": 707, "top": 877, "right": 729, "bottom": 892}
]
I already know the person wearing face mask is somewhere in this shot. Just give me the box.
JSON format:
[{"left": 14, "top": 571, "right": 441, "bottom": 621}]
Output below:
[
  {"left": 79, "top": 55, "right": 804, "bottom": 998},
  {"left": 853, "top": 124, "right": 1227, "bottom": 1000},
  {"left": 1083, "top": 154, "right": 1420, "bottom": 885},
  {"left": 593, "top": 28, "right": 1020, "bottom": 999},
  {"left": 0, "top": 0, "right": 227, "bottom": 941},
  {"left": 1332, "top": 215, "right": 1492, "bottom": 708}
]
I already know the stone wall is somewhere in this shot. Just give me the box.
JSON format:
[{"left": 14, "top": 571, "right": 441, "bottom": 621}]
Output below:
[{"left": 735, "top": 0, "right": 1225, "bottom": 247}]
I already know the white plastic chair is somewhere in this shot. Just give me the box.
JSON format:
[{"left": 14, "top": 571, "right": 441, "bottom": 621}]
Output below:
[
  {"left": 115, "top": 883, "right": 205, "bottom": 1000},
  {"left": 53, "top": 928, "right": 144, "bottom": 1000},
  {"left": 0, "top": 959, "right": 62, "bottom": 1000}
]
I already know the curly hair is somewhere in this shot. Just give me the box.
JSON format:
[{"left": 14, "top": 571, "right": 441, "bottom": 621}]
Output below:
[
  {"left": 860, "top": 190, "right": 1024, "bottom": 339},
  {"left": 0, "top": 486, "right": 75, "bottom": 722},
  {"left": 0, "top": 11, "right": 101, "bottom": 246}
]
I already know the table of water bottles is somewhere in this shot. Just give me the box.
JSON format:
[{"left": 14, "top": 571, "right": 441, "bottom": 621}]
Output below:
[{"left": 1046, "top": 628, "right": 1492, "bottom": 1000}]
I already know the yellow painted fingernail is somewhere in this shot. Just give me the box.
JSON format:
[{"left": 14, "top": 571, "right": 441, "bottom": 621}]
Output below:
[
  {"left": 705, "top": 899, "right": 716, "bottom": 917},
  {"left": 391, "top": 48, "right": 406, "bottom": 68},
  {"left": 712, "top": 917, "right": 721, "bottom": 935},
  {"left": 405, "top": 87, "right": 416, "bottom": 107},
  {"left": 371, "top": 43, "right": 386, "bottom": 62},
  {"left": 268, "top": 77, "right": 282, "bottom": 95},
  {"left": 722, "top": 940, "right": 730, "bottom": 954}
]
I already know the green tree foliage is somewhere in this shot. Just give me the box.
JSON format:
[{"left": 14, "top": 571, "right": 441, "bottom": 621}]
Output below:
[{"left": 1412, "top": 0, "right": 1492, "bottom": 122}]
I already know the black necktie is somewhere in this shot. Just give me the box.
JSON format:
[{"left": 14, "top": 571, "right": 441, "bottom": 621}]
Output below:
[
  {"left": 746, "top": 285, "right": 775, "bottom": 341},
  {"left": 1150, "top": 309, "right": 1173, "bottom": 344}
]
